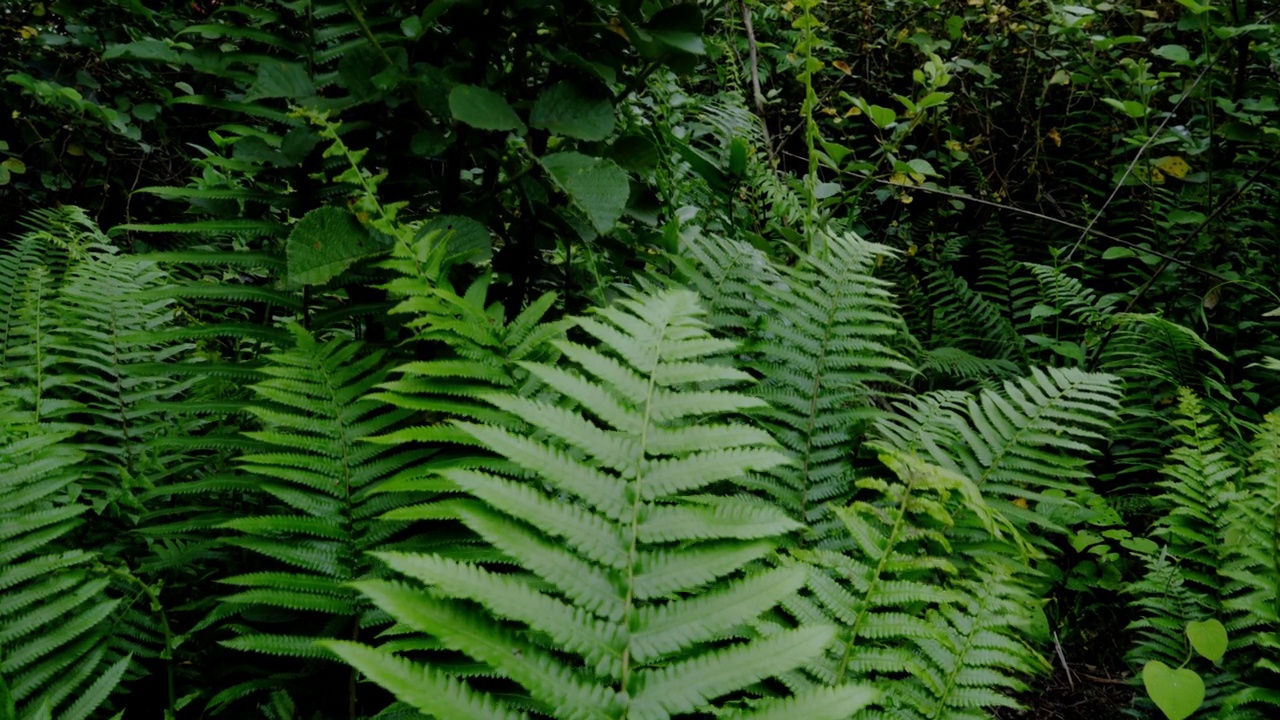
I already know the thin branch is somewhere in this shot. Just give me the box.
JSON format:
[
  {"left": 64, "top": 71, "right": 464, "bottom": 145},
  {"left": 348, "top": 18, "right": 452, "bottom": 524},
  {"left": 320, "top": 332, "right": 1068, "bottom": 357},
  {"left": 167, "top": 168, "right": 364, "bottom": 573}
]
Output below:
[
  {"left": 1063, "top": 43, "right": 1228, "bottom": 262},
  {"left": 779, "top": 152, "right": 1234, "bottom": 282},
  {"left": 1086, "top": 147, "right": 1280, "bottom": 369},
  {"left": 739, "top": 0, "right": 774, "bottom": 163}
]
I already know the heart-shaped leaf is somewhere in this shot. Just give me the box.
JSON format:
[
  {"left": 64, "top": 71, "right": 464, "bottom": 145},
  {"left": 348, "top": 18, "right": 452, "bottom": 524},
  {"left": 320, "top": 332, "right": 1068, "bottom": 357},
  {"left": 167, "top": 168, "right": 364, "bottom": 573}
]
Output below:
[
  {"left": 1186, "top": 619, "right": 1228, "bottom": 662},
  {"left": 246, "top": 61, "right": 315, "bottom": 102},
  {"left": 1142, "top": 661, "right": 1205, "bottom": 720}
]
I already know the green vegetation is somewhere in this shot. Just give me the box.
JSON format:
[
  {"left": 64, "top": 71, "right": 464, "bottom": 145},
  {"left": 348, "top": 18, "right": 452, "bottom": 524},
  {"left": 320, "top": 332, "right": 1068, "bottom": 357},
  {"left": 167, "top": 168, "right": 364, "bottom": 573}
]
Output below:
[{"left": 1, "top": 0, "right": 1279, "bottom": 717}]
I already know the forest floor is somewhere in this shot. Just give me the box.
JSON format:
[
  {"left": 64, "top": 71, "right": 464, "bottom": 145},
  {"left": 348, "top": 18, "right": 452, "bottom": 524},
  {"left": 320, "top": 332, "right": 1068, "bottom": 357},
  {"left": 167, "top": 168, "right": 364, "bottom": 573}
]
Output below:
[{"left": 995, "top": 605, "right": 1137, "bottom": 719}]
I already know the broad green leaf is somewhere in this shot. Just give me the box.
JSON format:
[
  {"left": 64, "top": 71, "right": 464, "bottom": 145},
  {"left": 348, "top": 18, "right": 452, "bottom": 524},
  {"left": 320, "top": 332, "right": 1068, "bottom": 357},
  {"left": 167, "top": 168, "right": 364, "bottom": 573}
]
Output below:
[
  {"left": 610, "top": 134, "right": 660, "bottom": 173},
  {"left": 1102, "top": 246, "right": 1137, "bottom": 260},
  {"left": 448, "top": 85, "right": 525, "bottom": 133},
  {"left": 1173, "top": 0, "right": 1212, "bottom": 14},
  {"left": 647, "top": 4, "right": 706, "bottom": 55},
  {"left": 540, "top": 152, "right": 630, "bottom": 234},
  {"left": 868, "top": 104, "right": 897, "bottom": 129},
  {"left": 1142, "top": 661, "right": 1205, "bottom": 720},
  {"left": 906, "top": 158, "right": 938, "bottom": 177},
  {"left": 246, "top": 61, "right": 314, "bottom": 101},
  {"left": 1, "top": 158, "right": 25, "bottom": 175},
  {"left": 531, "top": 82, "right": 614, "bottom": 141},
  {"left": 102, "top": 39, "right": 180, "bottom": 62},
  {"left": 1102, "top": 97, "right": 1147, "bottom": 118},
  {"left": 286, "top": 206, "right": 381, "bottom": 286},
  {"left": 1185, "top": 619, "right": 1227, "bottom": 662},
  {"left": 1153, "top": 44, "right": 1191, "bottom": 63},
  {"left": 417, "top": 215, "right": 493, "bottom": 267}
]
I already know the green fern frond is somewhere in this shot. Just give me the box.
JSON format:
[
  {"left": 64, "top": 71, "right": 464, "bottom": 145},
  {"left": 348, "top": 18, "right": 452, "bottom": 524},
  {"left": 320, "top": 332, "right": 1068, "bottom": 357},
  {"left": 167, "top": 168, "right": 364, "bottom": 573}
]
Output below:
[
  {"left": 110, "top": 219, "right": 286, "bottom": 236},
  {"left": 785, "top": 450, "right": 1035, "bottom": 707},
  {"left": 875, "top": 366, "right": 1121, "bottom": 542},
  {"left": 0, "top": 415, "right": 128, "bottom": 719},
  {"left": 214, "top": 325, "right": 427, "bottom": 707},
  {"left": 327, "top": 288, "right": 875, "bottom": 719},
  {"left": 671, "top": 229, "right": 782, "bottom": 334},
  {"left": 917, "top": 265, "right": 1026, "bottom": 364},
  {"left": 750, "top": 232, "right": 912, "bottom": 543},
  {"left": 1219, "top": 409, "right": 1280, "bottom": 713}
]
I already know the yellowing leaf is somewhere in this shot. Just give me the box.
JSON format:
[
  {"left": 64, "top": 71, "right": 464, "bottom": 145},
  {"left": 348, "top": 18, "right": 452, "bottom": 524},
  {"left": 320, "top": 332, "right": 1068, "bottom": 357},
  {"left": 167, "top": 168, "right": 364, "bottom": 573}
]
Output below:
[
  {"left": 820, "top": 106, "right": 837, "bottom": 116},
  {"left": 833, "top": 60, "right": 853, "bottom": 75},
  {"left": 66, "top": 144, "right": 85, "bottom": 157},
  {"left": 20, "top": 26, "right": 39, "bottom": 40},
  {"left": 889, "top": 171, "right": 913, "bottom": 186},
  {"left": 1012, "top": 498, "right": 1029, "bottom": 509},
  {"left": 844, "top": 106, "right": 862, "bottom": 117},
  {"left": 1046, "top": 128, "right": 1061, "bottom": 147},
  {"left": 607, "top": 17, "right": 629, "bottom": 41},
  {"left": 1152, "top": 155, "right": 1190, "bottom": 179}
]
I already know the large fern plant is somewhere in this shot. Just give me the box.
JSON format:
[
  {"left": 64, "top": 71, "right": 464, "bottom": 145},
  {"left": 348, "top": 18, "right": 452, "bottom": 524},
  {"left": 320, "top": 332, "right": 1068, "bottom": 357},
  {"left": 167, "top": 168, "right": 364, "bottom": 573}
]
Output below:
[
  {"left": 208, "top": 325, "right": 429, "bottom": 714},
  {"left": 0, "top": 402, "right": 130, "bottom": 720},
  {"left": 1126, "top": 391, "right": 1280, "bottom": 718},
  {"left": 326, "top": 288, "right": 880, "bottom": 719}
]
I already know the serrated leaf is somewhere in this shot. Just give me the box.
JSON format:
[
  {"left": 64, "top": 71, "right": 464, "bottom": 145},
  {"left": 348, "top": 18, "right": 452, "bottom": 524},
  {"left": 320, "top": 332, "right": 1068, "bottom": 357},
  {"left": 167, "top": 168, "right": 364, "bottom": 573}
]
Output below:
[
  {"left": 102, "top": 39, "right": 179, "bottom": 63},
  {"left": 540, "top": 152, "right": 630, "bottom": 234},
  {"left": 246, "top": 61, "right": 314, "bottom": 101},
  {"left": 286, "top": 206, "right": 381, "bottom": 286},
  {"left": 417, "top": 215, "right": 493, "bottom": 268},
  {"left": 530, "top": 82, "right": 615, "bottom": 141},
  {"left": 448, "top": 85, "right": 525, "bottom": 133}
]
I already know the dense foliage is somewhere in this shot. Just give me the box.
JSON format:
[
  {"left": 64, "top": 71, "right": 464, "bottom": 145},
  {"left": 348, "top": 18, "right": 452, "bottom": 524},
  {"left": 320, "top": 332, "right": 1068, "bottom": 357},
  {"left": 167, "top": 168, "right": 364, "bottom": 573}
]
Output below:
[{"left": 2, "top": 0, "right": 1279, "bottom": 718}]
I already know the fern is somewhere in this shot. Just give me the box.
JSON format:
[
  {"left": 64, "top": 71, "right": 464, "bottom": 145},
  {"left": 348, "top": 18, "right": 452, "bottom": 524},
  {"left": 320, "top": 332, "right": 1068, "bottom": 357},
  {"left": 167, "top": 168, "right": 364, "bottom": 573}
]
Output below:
[
  {"left": 0, "top": 405, "right": 130, "bottom": 720},
  {"left": 915, "top": 265, "right": 1026, "bottom": 366},
  {"left": 1218, "top": 410, "right": 1280, "bottom": 714},
  {"left": 749, "top": 232, "right": 912, "bottom": 543},
  {"left": 1213, "top": 407, "right": 1274, "bottom": 707},
  {"left": 326, "top": 288, "right": 879, "bottom": 719},
  {"left": 874, "top": 366, "right": 1122, "bottom": 550},
  {"left": 778, "top": 451, "right": 1041, "bottom": 720},
  {"left": 1125, "top": 391, "right": 1280, "bottom": 718},
  {"left": 209, "top": 325, "right": 427, "bottom": 713}
]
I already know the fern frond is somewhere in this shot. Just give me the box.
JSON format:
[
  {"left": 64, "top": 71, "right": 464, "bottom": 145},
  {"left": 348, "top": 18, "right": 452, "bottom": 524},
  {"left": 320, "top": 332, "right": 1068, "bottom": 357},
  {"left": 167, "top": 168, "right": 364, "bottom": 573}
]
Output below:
[
  {"left": 329, "top": 288, "right": 874, "bottom": 718},
  {"left": 747, "top": 232, "right": 912, "bottom": 544},
  {"left": 213, "top": 325, "right": 426, "bottom": 708},
  {"left": 0, "top": 414, "right": 128, "bottom": 719},
  {"left": 875, "top": 366, "right": 1121, "bottom": 543}
]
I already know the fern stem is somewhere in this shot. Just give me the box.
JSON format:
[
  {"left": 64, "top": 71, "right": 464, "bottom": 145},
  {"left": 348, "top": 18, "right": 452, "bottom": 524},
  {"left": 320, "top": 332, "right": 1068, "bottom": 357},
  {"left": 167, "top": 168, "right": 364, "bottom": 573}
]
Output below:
[
  {"left": 618, "top": 310, "right": 674, "bottom": 705},
  {"left": 835, "top": 466, "right": 917, "bottom": 683},
  {"left": 108, "top": 566, "right": 176, "bottom": 716}
]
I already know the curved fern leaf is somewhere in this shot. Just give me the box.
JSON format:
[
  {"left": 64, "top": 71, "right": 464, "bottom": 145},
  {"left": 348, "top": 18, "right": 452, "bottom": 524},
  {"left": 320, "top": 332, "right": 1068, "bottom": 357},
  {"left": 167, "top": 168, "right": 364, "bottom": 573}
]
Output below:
[{"left": 328, "top": 288, "right": 874, "bottom": 719}]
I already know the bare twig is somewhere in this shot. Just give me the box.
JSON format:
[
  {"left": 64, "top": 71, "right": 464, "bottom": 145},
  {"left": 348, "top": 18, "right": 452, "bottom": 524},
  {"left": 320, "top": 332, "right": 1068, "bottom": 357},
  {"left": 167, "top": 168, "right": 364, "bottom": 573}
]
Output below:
[
  {"left": 1053, "top": 631, "right": 1076, "bottom": 691},
  {"left": 1063, "top": 44, "right": 1227, "bottom": 262},
  {"left": 739, "top": 0, "right": 774, "bottom": 163},
  {"left": 777, "top": 153, "right": 1233, "bottom": 282}
]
